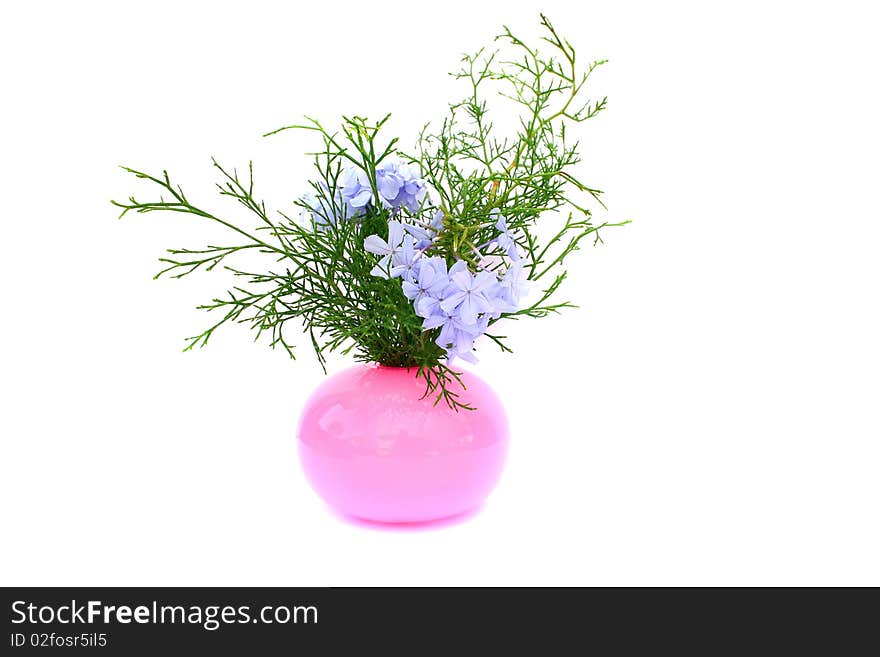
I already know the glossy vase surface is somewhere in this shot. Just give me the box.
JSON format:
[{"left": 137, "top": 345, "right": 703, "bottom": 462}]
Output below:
[{"left": 297, "top": 364, "right": 509, "bottom": 523}]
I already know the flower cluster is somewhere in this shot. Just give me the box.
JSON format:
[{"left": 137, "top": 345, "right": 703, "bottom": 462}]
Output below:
[
  {"left": 299, "top": 159, "right": 529, "bottom": 364},
  {"left": 301, "top": 159, "right": 427, "bottom": 228},
  {"left": 364, "top": 217, "right": 528, "bottom": 364},
  {"left": 373, "top": 160, "right": 427, "bottom": 213}
]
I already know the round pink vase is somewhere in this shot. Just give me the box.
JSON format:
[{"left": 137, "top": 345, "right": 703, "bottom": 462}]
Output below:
[{"left": 297, "top": 364, "right": 509, "bottom": 523}]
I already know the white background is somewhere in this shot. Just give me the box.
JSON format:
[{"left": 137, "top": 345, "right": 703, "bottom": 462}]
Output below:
[{"left": 1, "top": 1, "right": 878, "bottom": 586}]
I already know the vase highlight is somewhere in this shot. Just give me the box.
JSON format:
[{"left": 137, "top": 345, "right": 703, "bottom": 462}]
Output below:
[{"left": 297, "top": 364, "right": 509, "bottom": 523}]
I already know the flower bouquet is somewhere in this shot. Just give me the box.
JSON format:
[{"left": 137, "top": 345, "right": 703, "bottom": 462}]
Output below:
[{"left": 115, "top": 15, "right": 626, "bottom": 523}]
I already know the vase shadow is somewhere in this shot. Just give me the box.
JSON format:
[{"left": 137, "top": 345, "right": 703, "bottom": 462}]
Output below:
[{"left": 328, "top": 504, "right": 485, "bottom": 532}]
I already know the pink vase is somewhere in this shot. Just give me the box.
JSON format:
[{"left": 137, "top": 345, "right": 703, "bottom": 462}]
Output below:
[{"left": 297, "top": 363, "right": 509, "bottom": 524}]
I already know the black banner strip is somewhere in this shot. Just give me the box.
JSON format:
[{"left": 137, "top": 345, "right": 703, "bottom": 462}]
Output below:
[{"left": 1, "top": 587, "right": 875, "bottom": 653}]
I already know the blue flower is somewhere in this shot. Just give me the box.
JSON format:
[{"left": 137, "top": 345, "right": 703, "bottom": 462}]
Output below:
[
  {"left": 300, "top": 182, "right": 341, "bottom": 230},
  {"left": 440, "top": 267, "right": 497, "bottom": 325},
  {"left": 391, "top": 234, "right": 420, "bottom": 280},
  {"left": 402, "top": 256, "right": 448, "bottom": 305},
  {"left": 485, "top": 283, "right": 515, "bottom": 317},
  {"left": 376, "top": 160, "right": 427, "bottom": 212},
  {"left": 500, "top": 261, "right": 528, "bottom": 304},
  {"left": 340, "top": 167, "right": 373, "bottom": 217},
  {"left": 484, "top": 261, "right": 528, "bottom": 317},
  {"left": 492, "top": 210, "right": 520, "bottom": 261},
  {"left": 416, "top": 259, "right": 467, "bottom": 318},
  {"left": 422, "top": 305, "right": 482, "bottom": 362},
  {"left": 404, "top": 209, "right": 444, "bottom": 249},
  {"left": 363, "top": 220, "right": 405, "bottom": 278},
  {"left": 446, "top": 343, "right": 480, "bottom": 365}
]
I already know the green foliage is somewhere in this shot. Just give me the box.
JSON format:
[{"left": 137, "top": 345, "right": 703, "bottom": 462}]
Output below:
[
  {"left": 415, "top": 15, "right": 628, "bottom": 339},
  {"left": 113, "top": 15, "right": 627, "bottom": 410}
]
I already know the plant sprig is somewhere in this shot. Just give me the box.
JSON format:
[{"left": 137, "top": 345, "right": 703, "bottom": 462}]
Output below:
[{"left": 113, "top": 15, "right": 626, "bottom": 410}]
